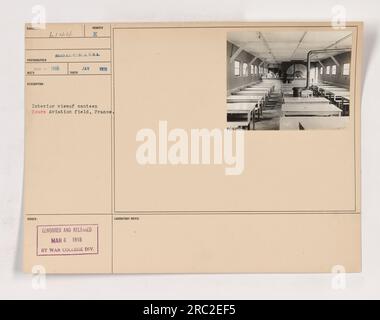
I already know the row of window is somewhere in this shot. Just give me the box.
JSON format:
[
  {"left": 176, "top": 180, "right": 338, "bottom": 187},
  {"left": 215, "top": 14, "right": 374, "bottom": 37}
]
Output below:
[
  {"left": 234, "top": 60, "right": 350, "bottom": 77},
  {"left": 234, "top": 60, "right": 263, "bottom": 77},
  {"left": 320, "top": 63, "right": 350, "bottom": 76}
]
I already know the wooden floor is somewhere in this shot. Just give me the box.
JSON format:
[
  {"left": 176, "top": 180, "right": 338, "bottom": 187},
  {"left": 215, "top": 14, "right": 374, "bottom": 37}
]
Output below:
[{"left": 254, "top": 91, "right": 283, "bottom": 130}]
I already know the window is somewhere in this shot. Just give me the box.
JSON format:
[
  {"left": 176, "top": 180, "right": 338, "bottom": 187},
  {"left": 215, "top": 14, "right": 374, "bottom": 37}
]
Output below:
[
  {"left": 259, "top": 66, "right": 263, "bottom": 74},
  {"left": 326, "top": 66, "right": 330, "bottom": 75},
  {"left": 332, "top": 65, "right": 337, "bottom": 75},
  {"left": 320, "top": 67, "right": 323, "bottom": 75},
  {"left": 343, "top": 63, "right": 350, "bottom": 76},
  {"left": 250, "top": 64, "right": 254, "bottom": 75},
  {"left": 234, "top": 60, "right": 240, "bottom": 76},
  {"left": 243, "top": 63, "right": 248, "bottom": 76},
  {"left": 254, "top": 65, "right": 258, "bottom": 74}
]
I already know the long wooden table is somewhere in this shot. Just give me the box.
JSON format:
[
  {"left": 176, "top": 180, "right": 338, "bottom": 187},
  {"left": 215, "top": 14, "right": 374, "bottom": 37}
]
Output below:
[
  {"left": 243, "top": 87, "right": 271, "bottom": 94},
  {"left": 317, "top": 86, "right": 349, "bottom": 95},
  {"left": 247, "top": 84, "right": 274, "bottom": 95},
  {"left": 312, "top": 84, "right": 351, "bottom": 116},
  {"left": 233, "top": 90, "right": 269, "bottom": 98},
  {"left": 329, "top": 91, "right": 350, "bottom": 116},
  {"left": 322, "top": 89, "right": 349, "bottom": 96},
  {"left": 280, "top": 116, "right": 348, "bottom": 130},
  {"left": 317, "top": 84, "right": 348, "bottom": 89},
  {"left": 248, "top": 84, "right": 274, "bottom": 89},
  {"left": 226, "top": 95, "right": 264, "bottom": 117},
  {"left": 283, "top": 97, "right": 330, "bottom": 104},
  {"left": 327, "top": 90, "right": 350, "bottom": 103},
  {"left": 282, "top": 103, "right": 342, "bottom": 117},
  {"left": 328, "top": 90, "right": 350, "bottom": 96},
  {"left": 227, "top": 102, "right": 257, "bottom": 129},
  {"left": 227, "top": 95, "right": 263, "bottom": 103}
]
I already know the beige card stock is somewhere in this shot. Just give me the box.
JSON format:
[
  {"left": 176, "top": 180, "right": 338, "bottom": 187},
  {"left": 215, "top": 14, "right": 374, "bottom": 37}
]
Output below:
[{"left": 23, "top": 22, "right": 362, "bottom": 274}]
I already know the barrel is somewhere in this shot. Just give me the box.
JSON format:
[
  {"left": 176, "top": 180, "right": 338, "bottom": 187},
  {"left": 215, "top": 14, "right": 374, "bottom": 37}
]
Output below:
[{"left": 292, "top": 87, "right": 303, "bottom": 97}]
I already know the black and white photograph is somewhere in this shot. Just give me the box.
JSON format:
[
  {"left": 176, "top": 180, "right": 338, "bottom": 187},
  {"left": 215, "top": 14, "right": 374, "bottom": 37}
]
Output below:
[{"left": 227, "top": 30, "right": 353, "bottom": 130}]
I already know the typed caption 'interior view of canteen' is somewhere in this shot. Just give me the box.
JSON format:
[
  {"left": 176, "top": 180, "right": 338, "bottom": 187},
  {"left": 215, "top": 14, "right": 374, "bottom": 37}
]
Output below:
[{"left": 226, "top": 30, "right": 353, "bottom": 130}]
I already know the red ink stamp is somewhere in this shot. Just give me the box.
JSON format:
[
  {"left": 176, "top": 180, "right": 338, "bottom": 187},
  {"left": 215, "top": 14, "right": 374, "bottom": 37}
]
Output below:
[{"left": 36, "top": 224, "right": 99, "bottom": 256}]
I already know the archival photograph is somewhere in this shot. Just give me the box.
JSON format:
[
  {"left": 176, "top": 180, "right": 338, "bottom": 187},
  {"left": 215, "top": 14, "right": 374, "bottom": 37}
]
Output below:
[{"left": 226, "top": 30, "right": 353, "bottom": 130}]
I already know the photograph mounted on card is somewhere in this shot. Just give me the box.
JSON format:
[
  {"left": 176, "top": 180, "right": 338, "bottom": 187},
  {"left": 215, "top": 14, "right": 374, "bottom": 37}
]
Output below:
[{"left": 23, "top": 22, "right": 362, "bottom": 274}]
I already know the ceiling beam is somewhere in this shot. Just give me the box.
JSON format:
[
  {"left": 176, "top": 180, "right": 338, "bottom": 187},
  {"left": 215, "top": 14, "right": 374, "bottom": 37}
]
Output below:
[
  {"left": 249, "top": 56, "right": 258, "bottom": 64},
  {"left": 330, "top": 55, "right": 340, "bottom": 66},
  {"left": 317, "top": 60, "right": 325, "bottom": 68},
  {"left": 229, "top": 46, "right": 244, "bottom": 63},
  {"left": 290, "top": 31, "right": 307, "bottom": 60},
  {"left": 258, "top": 32, "right": 278, "bottom": 64},
  {"left": 325, "top": 33, "right": 352, "bottom": 50}
]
